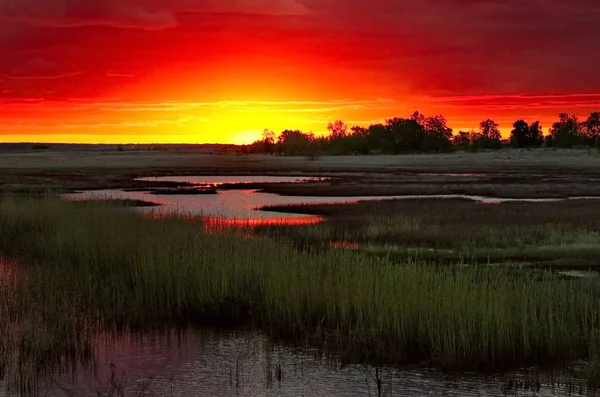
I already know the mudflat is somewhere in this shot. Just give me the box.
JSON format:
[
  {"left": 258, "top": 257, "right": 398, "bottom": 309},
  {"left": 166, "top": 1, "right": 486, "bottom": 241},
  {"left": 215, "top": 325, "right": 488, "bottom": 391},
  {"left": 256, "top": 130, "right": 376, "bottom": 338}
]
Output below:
[
  {"left": 2, "top": 148, "right": 600, "bottom": 172},
  {"left": 2, "top": 148, "right": 600, "bottom": 197}
]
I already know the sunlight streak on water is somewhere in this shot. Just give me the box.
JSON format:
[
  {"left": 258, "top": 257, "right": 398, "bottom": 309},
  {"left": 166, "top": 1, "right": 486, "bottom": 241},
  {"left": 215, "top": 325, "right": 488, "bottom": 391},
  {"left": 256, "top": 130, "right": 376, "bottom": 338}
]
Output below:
[{"left": 62, "top": 188, "right": 573, "bottom": 222}]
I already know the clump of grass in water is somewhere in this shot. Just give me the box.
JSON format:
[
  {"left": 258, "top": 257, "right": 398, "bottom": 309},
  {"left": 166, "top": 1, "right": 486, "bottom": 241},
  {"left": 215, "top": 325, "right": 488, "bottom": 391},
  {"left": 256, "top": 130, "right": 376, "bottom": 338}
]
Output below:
[{"left": 0, "top": 196, "right": 600, "bottom": 388}]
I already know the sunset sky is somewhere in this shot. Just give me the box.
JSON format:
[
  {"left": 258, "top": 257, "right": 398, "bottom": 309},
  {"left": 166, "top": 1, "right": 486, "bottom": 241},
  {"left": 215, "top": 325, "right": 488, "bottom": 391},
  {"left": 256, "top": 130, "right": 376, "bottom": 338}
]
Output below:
[{"left": 1, "top": 0, "right": 599, "bottom": 144}]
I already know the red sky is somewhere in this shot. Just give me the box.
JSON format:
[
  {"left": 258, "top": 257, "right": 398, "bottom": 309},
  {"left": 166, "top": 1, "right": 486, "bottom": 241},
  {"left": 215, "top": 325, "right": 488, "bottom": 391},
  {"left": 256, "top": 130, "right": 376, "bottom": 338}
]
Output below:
[{"left": 1, "top": 0, "right": 599, "bottom": 144}]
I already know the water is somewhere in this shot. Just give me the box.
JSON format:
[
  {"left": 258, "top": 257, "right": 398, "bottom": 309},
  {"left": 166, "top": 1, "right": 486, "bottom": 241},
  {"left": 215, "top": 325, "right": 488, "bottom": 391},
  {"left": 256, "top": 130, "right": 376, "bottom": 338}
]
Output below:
[
  {"left": 557, "top": 271, "right": 600, "bottom": 279},
  {"left": 63, "top": 175, "right": 595, "bottom": 223},
  {"left": 29, "top": 330, "right": 593, "bottom": 397},
  {"left": 135, "top": 175, "right": 328, "bottom": 186}
]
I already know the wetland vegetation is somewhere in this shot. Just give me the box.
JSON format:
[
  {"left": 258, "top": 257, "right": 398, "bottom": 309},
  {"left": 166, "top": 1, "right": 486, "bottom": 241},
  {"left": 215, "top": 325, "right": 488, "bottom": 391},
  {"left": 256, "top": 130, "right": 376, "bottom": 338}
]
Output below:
[
  {"left": 1, "top": 194, "right": 600, "bottom": 395},
  {"left": 3, "top": 151, "right": 600, "bottom": 395},
  {"left": 258, "top": 198, "right": 600, "bottom": 268}
]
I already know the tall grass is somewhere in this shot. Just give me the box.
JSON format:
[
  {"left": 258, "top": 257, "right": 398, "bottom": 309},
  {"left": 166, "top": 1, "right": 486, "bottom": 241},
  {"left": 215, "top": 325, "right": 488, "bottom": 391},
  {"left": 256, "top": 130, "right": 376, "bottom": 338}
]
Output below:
[
  {"left": 0, "top": 196, "right": 599, "bottom": 383},
  {"left": 258, "top": 199, "right": 600, "bottom": 263}
]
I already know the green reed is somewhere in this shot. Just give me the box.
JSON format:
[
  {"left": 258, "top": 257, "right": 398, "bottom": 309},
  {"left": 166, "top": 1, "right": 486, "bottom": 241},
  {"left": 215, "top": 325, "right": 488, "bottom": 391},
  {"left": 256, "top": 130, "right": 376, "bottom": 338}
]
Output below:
[{"left": 0, "top": 196, "right": 599, "bottom": 383}]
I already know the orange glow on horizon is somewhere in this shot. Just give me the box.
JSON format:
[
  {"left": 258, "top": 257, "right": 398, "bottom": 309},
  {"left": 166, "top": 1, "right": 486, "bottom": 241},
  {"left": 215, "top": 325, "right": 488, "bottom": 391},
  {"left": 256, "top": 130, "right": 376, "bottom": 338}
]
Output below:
[
  {"left": 1, "top": 2, "right": 599, "bottom": 145},
  {"left": 1, "top": 54, "right": 598, "bottom": 145},
  {"left": 0, "top": 105, "right": 585, "bottom": 145},
  {"left": 3, "top": 89, "right": 593, "bottom": 144},
  {"left": 2, "top": 36, "right": 599, "bottom": 145}
]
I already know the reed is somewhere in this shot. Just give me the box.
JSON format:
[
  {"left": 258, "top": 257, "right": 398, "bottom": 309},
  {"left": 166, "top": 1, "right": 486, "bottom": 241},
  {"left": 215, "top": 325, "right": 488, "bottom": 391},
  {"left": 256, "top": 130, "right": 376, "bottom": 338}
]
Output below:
[
  {"left": 0, "top": 196, "right": 599, "bottom": 386},
  {"left": 258, "top": 198, "right": 600, "bottom": 264}
]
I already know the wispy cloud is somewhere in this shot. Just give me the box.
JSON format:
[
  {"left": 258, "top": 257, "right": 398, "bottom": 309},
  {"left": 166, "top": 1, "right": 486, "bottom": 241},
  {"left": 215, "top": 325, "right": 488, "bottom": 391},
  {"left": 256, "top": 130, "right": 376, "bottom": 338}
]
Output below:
[
  {"left": 428, "top": 93, "right": 600, "bottom": 102},
  {"left": 3, "top": 71, "right": 85, "bottom": 80},
  {"left": 106, "top": 73, "right": 136, "bottom": 78}
]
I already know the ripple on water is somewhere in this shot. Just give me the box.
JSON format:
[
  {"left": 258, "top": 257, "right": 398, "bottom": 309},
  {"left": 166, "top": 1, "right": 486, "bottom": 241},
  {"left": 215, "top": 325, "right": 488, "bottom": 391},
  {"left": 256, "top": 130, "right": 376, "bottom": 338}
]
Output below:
[{"left": 41, "top": 329, "right": 594, "bottom": 397}]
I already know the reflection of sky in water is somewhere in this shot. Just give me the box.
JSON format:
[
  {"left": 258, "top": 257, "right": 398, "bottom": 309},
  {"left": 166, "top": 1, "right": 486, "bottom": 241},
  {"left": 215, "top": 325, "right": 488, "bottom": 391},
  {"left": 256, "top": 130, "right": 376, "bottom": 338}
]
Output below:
[
  {"left": 135, "top": 175, "right": 327, "bottom": 186},
  {"left": 63, "top": 176, "right": 598, "bottom": 223},
  {"left": 64, "top": 188, "right": 566, "bottom": 222},
  {"left": 64, "top": 189, "right": 363, "bottom": 221},
  {"left": 42, "top": 330, "right": 582, "bottom": 397}
]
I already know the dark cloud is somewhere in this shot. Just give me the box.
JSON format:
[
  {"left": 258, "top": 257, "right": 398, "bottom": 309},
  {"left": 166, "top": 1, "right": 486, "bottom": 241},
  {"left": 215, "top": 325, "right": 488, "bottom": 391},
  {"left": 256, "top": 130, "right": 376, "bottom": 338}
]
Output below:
[
  {"left": 0, "top": 0, "right": 309, "bottom": 29},
  {"left": 0, "top": 0, "right": 599, "bottom": 103},
  {"left": 2, "top": 57, "right": 82, "bottom": 79},
  {"left": 298, "top": 0, "right": 600, "bottom": 95}
]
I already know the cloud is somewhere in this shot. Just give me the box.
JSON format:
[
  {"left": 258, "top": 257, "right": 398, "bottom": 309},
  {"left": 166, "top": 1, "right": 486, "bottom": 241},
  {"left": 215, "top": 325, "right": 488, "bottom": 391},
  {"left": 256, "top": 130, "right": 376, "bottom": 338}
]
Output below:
[
  {"left": 1, "top": 0, "right": 599, "bottom": 108},
  {"left": 2, "top": 57, "right": 83, "bottom": 79},
  {"left": 0, "top": 0, "right": 178, "bottom": 29},
  {"left": 106, "top": 72, "right": 136, "bottom": 78},
  {"left": 0, "top": 0, "right": 310, "bottom": 30},
  {"left": 191, "top": 0, "right": 310, "bottom": 16},
  {"left": 299, "top": 0, "right": 600, "bottom": 95}
]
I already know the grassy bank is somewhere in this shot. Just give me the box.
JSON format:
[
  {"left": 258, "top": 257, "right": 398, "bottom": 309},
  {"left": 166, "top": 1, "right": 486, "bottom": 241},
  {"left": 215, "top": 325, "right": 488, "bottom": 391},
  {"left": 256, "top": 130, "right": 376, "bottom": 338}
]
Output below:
[
  {"left": 259, "top": 198, "right": 600, "bottom": 266},
  {"left": 1, "top": 196, "right": 600, "bottom": 389}
]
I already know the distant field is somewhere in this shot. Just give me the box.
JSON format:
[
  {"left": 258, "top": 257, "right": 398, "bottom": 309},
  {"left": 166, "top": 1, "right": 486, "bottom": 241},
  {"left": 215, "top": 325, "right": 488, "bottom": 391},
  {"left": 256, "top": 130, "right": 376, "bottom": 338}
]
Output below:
[
  {"left": 2, "top": 147, "right": 600, "bottom": 172},
  {"left": 2, "top": 148, "right": 600, "bottom": 198}
]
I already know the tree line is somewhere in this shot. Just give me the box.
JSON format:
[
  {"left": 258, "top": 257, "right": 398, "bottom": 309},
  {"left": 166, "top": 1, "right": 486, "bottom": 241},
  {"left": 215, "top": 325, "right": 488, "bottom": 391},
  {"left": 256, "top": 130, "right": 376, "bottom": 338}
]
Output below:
[{"left": 246, "top": 111, "right": 600, "bottom": 156}]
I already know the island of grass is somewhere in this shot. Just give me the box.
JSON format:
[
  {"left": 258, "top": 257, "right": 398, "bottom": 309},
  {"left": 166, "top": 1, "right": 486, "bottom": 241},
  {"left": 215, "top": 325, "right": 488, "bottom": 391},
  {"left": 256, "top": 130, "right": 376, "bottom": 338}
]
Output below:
[
  {"left": 70, "top": 198, "right": 161, "bottom": 207},
  {"left": 257, "top": 198, "right": 600, "bottom": 270}
]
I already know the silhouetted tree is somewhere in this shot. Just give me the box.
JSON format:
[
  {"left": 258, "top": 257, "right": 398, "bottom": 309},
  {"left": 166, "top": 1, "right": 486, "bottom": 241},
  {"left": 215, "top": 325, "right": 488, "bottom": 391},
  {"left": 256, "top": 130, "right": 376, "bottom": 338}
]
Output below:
[
  {"left": 378, "top": 112, "right": 453, "bottom": 153},
  {"left": 452, "top": 131, "right": 474, "bottom": 150},
  {"left": 327, "top": 120, "right": 349, "bottom": 139},
  {"left": 510, "top": 120, "right": 543, "bottom": 148},
  {"left": 510, "top": 120, "right": 529, "bottom": 148},
  {"left": 480, "top": 119, "right": 501, "bottom": 139},
  {"left": 326, "top": 120, "right": 356, "bottom": 154},
  {"left": 477, "top": 119, "right": 502, "bottom": 149},
  {"left": 248, "top": 129, "right": 277, "bottom": 154},
  {"left": 262, "top": 129, "right": 276, "bottom": 154},
  {"left": 242, "top": 110, "right": 600, "bottom": 156},
  {"left": 583, "top": 112, "right": 600, "bottom": 145},
  {"left": 550, "top": 113, "right": 584, "bottom": 148},
  {"left": 422, "top": 114, "right": 453, "bottom": 152},
  {"left": 348, "top": 126, "right": 370, "bottom": 154},
  {"left": 529, "top": 121, "right": 544, "bottom": 147},
  {"left": 277, "top": 130, "right": 314, "bottom": 155},
  {"left": 385, "top": 117, "right": 423, "bottom": 153},
  {"left": 366, "top": 124, "right": 389, "bottom": 153}
]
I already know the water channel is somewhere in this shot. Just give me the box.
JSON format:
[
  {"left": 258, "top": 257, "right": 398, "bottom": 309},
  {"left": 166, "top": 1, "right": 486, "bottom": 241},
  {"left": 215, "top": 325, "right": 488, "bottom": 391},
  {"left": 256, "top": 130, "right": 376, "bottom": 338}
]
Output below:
[
  {"left": 63, "top": 175, "right": 586, "bottom": 224},
  {"left": 41, "top": 175, "right": 600, "bottom": 396}
]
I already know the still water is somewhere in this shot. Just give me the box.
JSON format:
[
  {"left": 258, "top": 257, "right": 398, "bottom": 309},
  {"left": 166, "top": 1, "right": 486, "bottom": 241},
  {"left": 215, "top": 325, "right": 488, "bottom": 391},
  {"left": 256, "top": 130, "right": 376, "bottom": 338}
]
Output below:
[
  {"left": 135, "top": 175, "right": 329, "bottom": 186},
  {"left": 29, "top": 330, "right": 593, "bottom": 397},
  {"left": 63, "top": 175, "right": 570, "bottom": 223}
]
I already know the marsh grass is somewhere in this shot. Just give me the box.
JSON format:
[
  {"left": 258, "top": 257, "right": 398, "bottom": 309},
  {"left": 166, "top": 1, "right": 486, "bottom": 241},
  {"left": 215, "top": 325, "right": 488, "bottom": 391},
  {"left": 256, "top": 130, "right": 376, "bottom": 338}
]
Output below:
[
  {"left": 258, "top": 199, "right": 600, "bottom": 265},
  {"left": 1, "top": 196, "right": 600, "bottom": 391}
]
